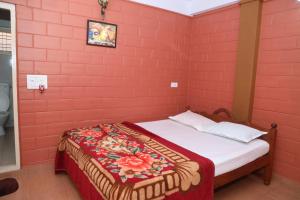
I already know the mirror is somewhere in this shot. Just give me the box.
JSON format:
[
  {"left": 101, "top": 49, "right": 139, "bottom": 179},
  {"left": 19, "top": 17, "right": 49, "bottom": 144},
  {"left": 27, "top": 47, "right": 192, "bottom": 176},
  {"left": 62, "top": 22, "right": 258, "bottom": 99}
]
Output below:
[{"left": 0, "top": 2, "right": 20, "bottom": 173}]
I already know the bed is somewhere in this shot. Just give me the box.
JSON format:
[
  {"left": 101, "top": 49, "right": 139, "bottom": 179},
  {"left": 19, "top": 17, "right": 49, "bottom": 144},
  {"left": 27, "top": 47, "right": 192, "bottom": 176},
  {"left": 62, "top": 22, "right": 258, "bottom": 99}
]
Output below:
[
  {"left": 198, "top": 108, "right": 277, "bottom": 188},
  {"left": 55, "top": 108, "right": 277, "bottom": 199}
]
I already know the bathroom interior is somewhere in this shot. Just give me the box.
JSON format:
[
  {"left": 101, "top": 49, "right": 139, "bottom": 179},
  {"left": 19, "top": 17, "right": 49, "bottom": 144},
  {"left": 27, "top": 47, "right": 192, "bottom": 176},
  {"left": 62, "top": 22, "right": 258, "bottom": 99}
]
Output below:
[{"left": 0, "top": 7, "right": 15, "bottom": 168}]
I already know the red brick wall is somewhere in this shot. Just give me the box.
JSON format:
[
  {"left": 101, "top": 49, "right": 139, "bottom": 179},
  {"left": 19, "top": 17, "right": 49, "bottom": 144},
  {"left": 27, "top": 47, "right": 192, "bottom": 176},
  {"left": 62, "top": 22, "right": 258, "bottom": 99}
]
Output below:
[
  {"left": 187, "top": 5, "right": 240, "bottom": 112},
  {"left": 8, "top": 0, "right": 191, "bottom": 165},
  {"left": 188, "top": 0, "right": 300, "bottom": 183},
  {"left": 7, "top": 0, "right": 300, "bottom": 182},
  {"left": 252, "top": 0, "right": 300, "bottom": 182}
]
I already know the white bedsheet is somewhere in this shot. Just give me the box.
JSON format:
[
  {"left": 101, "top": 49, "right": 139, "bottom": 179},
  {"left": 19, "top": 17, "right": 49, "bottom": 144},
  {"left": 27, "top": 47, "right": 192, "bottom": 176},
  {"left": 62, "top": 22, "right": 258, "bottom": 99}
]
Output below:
[{"left": 136, "top": 119, "right": 269, "bottom": 176}]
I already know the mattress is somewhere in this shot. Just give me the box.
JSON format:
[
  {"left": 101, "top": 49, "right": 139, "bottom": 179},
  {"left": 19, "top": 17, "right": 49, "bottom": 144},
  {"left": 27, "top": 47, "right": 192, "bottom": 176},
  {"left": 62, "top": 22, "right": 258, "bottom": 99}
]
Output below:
[{"left": 137, "top": 119, "right": 269, "bottom": 176}]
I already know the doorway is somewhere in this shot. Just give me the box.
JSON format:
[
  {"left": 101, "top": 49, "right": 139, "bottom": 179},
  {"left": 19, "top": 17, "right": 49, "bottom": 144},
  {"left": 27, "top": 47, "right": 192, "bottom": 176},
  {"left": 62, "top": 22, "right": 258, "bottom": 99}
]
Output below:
[{"left": 0, "top": 2, "right": 20, "bottom": 173}]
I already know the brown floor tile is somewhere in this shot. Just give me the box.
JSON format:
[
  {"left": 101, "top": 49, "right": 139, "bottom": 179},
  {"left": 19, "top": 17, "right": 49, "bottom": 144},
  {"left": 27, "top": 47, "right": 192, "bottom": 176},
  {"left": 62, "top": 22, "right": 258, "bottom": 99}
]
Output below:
[
  {"left": 0, "top": 163, "right": 81, "bottom": 200},
  {"left": 0, "top": 163, "right": 299, "bottom": 200}
]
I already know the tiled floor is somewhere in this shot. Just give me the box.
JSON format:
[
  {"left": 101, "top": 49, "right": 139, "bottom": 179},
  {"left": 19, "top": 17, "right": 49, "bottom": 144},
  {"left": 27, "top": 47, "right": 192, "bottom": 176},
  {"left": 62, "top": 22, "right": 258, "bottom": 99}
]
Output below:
[
  {"left": 0, "top": 163, "right": 299, "bottom": 200},
  {"left": 0, "top": 163, "right": 81, "bottom": 200},
  {"left": 215, "top": 173, "right": 300, "bottom": 200}
]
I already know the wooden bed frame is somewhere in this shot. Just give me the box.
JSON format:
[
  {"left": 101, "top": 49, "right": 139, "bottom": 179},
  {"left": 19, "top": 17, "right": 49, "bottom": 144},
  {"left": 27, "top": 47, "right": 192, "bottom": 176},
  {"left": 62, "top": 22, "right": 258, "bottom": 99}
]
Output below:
[{"left": 193, "top": 108, "right": 277, "bottom": 189}]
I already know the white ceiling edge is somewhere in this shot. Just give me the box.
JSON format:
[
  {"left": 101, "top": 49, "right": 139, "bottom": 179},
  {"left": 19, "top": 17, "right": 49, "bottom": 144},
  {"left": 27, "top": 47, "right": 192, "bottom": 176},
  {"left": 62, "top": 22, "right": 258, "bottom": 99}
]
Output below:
[
  {"left": 129, "top": 0, "right": 190, "bottom": 16},
  {"left": 188, "top": 0, "right": 240, "bottom": 16},
  {"left": 129, "top": 0, "right": 240, "bottom": 16}
]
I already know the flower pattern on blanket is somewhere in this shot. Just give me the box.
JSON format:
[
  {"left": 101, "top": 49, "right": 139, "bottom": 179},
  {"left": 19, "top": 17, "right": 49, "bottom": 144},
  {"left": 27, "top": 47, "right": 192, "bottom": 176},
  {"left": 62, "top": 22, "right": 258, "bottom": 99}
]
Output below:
[{"left": 67, "top": 124, "right": 174, "bottom": 183}]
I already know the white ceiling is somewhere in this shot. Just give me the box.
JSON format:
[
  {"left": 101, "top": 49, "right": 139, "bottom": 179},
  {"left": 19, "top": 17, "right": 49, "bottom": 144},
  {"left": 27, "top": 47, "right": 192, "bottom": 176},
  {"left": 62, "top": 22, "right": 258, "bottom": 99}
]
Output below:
[{"left": 130, "top": 0, "right": 240, "bottom": 16}]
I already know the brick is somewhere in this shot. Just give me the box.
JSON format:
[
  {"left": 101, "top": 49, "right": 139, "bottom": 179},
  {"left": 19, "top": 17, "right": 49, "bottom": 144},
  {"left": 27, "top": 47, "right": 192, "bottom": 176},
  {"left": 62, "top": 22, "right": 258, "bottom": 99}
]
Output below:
[
  {"left": 19, "top": 76, "right": 29, "bottom": 87},
  {"left": 20, "top": 113, "right": 36, "bottom": 126},
  {"left": 139, "top": 26, "right": 156, "bottom": 39},
  {"left": 61, "top": 63, "right": 85, "bottom": 75},
  {"left": 47, "top": 24, "right": 73, "bottom": 38},
  {"left": 28, "top": 0, "right": 42, "bottom": 8},
  {"left": 119, "top": 24, "right": 139, "bottom": 37},
  {"left": 22, "top": 149, "right": 49, "bottom": 165},
  {"left": 48, "top": 147, "right": 58, "bottom": 159},
  {"left": 36, "top": 112, "right": 62, "bottom": 124},
  {"left": 41, "top": 0, "right": 68, "bottom": 13},
  {"left": 67, "top": 76, "right": 90, "bottom": 87},
  {"left": 47, "top": 50, "right": 68, "bottom": 62},
  {"left": 34, "top": 35, "right": 61, "bottom": 49},
  {"left": 20, "top": 126, "right": 43, "bottom": 139},
  {"left": 187, "top": 5, "right": 238, "bottom": 119},
  {"left": 61, "top": 38, "right": 84, "bottom": 51},
  {"left": 35, "top": 61, "right": 61, "bottom": 74},
  {"left": 45, "top": 75, "right": 65, "bottom": 87},
  {"left": 85, "top": 65, "right": 106, "bottom": 75},
  {"left": 68, "top": 52, "right": 99, "bottom": 64},
  {"left": 62, "top": 14, "right": 86, "bottom": 27},
  {"left": 105, "top": 10, "right": 123, "bottom": 23},
  {"left": 34, "top": 87, "right": 61, "bottom": 100},
  {"left": 71, "top": 99, "right": 94, "bottom": 110},
  {"left": 18, "top": 87, "right": 35, "bottom": 100},
  {"left": 121, "top": 2, "right": 143, "bottom": 16},
  {"left": 261, "top": 37, "right": 298, "bottom": 51},
  {"left": 21, "top": 138, "right": 36, "bottom": 151},
  {"left": 123, "top": 57, "right": 141, "bottom": 66},
  {"left": 61, "top": 87, "right": 85, "bottom": 99},
  {"left": 16, "top": 5, "right": 33, "bottom": 20},
  {"left": 17, "top": 20, "right": 46, "bottom": 34},
  {"left": 47, "top": 122, "right": 73, "bottom": 136},
  {"left": 285, "top": 21, "right": 300, "bottom": 36},
  {"left": 19, "top": 74, "right": 28, "bottom": 88},
  {"left": 47, "top": 99, "right": 73, "bottom": 111},
  {"left": 293, "top": 64, "right": 300, "bottom": 75},
  {"left": 72, "top": 27, "right": 86, "bottom": 40},
  {"left": 36, "top": 136, "right": 59, "bottom": 149},
  {"left": 120, "top": 35, "right": 142, "bottom": 47},
  {"left": 61, "top": 110, "right": 83, "bottom": 122},
  {"left": 4, "top": 0, "right": 27, "bottom": 5},
  {"left": 135, "top": 47, "right": 152, "bottom": 58},
  {"left": 18, "top": 47, "right": 46, "bottom": 61},
  {"left": 10, "top": 0, "right": 275, "bottom": 175},
  {"left": 69, "top": 2, "right": 91, "bottom": 17},
  {"left": 69, "top": 0, "right": 96, "bottom": 6},
  {"left": 103, "top": 55, "right": 122, "bottom": 66},
  {"left": 110, "top": 46, "right": 136, "bottom": 57},
  {"left": 19, "top": 100, "right": 48, "bottom": 113},
  {"left": 257, "top": 63, "right": 293, "bottom": 76},
  {"left": 281, "top": 50, "right": 300, "bottom": 63},
  {"left": 18, "top": 33, "right": 33, "bottom": 47},
  {"left": 33, "top": 9, "right": 61, "bottom": 23},
  {"left": 19, "top": 61, "right": 34, "bottom": 73}
]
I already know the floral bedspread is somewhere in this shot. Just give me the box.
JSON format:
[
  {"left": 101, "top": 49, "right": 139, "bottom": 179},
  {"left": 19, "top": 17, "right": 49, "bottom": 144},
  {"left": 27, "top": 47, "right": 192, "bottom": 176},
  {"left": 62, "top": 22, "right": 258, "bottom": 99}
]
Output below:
[{"left": 56, "top": 122, "right": 214, "bottom": 200}]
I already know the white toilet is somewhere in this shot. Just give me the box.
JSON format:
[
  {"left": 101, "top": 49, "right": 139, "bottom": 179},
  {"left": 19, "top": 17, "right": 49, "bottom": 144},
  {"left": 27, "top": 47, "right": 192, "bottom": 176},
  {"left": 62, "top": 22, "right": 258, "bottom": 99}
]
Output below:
[{"left": 0, "top": 83, "right": 10, "bottom": 136}]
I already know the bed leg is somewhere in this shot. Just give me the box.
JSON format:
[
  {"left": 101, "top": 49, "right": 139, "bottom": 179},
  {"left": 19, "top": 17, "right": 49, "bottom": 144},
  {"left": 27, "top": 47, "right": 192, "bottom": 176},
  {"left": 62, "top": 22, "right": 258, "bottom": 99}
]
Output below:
[{"left": 263, "top": 165, "right": 272, "bottom": 185}]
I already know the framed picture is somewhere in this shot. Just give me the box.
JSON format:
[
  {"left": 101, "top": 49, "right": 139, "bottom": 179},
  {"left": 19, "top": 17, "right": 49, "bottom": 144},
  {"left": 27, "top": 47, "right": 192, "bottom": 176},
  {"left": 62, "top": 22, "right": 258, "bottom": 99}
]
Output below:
[{"left": 87, "top": 20, "right": 117, "bottom": 48}]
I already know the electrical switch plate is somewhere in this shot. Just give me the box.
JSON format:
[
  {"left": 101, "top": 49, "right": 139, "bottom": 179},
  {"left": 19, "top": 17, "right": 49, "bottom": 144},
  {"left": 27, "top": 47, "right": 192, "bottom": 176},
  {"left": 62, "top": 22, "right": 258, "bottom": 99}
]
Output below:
[
  {"left": 27, "top": 75, "right": 48, "bottom": 89},
  {"left": 170, "top": 82, "right": 178, "bottom": 88}
]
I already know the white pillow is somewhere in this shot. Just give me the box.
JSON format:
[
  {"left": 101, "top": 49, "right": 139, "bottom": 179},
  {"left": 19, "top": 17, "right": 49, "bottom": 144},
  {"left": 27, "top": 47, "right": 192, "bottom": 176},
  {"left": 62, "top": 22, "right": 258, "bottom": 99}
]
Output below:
[
  {"left": 169, "top": 110, "right": 216, "bottom": 131},
  {"left": 203, "top": 122, "right": 266, "bottom": 143}
]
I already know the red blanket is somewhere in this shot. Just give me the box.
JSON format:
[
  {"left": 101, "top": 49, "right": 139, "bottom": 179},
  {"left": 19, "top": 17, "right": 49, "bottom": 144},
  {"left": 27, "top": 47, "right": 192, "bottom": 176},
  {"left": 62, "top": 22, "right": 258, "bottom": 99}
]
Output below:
[{"left": 55, "top": 122, "right": 214, "bottom": 200}]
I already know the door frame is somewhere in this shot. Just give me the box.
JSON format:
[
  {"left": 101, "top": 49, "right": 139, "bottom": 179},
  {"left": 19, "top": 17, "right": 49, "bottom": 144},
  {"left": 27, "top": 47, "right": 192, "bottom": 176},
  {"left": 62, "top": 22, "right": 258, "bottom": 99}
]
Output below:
[{"left": 0, "top": 2, "right": 20, "bottom": 173}]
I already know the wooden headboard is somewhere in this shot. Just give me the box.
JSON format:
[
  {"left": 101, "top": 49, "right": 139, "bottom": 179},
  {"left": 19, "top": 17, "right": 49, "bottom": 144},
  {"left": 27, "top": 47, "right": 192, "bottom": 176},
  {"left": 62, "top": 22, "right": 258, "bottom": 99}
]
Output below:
[
  {"left": 190, "top": 107, "right": 277, "bottom": 161},
  {"left": 198, "top": 108, "right": 233, "bottom": 123},
  {"left": 189, "top": 107, "right": 278, "bottom": 187}
]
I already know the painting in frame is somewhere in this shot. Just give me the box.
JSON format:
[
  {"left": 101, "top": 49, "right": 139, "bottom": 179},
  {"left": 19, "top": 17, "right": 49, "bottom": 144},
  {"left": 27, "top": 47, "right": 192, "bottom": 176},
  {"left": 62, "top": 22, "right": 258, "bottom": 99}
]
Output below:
[{"left": 87, "top": 20, "right": 117, "bottom": 48}]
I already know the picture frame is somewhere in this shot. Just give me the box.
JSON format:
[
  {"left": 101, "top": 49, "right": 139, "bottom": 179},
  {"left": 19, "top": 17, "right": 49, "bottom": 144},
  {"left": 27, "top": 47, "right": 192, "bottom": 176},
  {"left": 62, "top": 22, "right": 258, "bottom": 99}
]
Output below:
[{"left": 86, "top": 20, "right": 117, "bottom": 48}]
